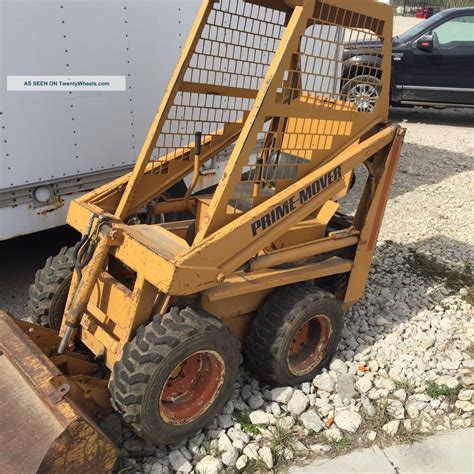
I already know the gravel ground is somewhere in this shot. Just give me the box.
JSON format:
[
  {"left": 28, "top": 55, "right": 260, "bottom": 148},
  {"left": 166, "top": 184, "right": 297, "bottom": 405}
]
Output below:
[{"left": 0, "top": 107, "right": 472, "bottom": 473}]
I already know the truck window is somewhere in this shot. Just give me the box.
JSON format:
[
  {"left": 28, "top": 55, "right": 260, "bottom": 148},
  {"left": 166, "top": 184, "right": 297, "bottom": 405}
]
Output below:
[{"left": 432, "top": 15, "right": 474, "bottom": 47}]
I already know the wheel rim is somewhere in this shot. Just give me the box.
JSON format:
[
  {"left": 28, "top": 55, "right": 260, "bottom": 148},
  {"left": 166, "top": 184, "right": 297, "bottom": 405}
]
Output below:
[
  {"left": 287, "top": 315, "right": 333, "bottom": 376},
  {"left": 159, "top": 350, "right": 225, "bottom": 426},
  {"left": 348, "top": 83, "right": 379, "bottom": 113}
]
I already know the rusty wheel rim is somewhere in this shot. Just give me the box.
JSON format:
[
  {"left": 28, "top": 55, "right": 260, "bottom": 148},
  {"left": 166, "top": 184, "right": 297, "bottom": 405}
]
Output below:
[
  {"left": 287, "top": 315, "right": 333, "bottom": 376},
  {"left": 159, "top": 350, "right": 225, "bottom": 426}
]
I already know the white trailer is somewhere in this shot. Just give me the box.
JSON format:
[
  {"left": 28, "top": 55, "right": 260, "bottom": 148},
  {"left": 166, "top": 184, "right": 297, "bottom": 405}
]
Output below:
[{"left": 0, "top": 0, "right": 208, "bottom": 240}]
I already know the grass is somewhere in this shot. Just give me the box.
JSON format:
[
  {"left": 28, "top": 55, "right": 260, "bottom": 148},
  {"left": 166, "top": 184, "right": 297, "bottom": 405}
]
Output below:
[
  {"left": 358, "top": 398, "right": 424, "bottom": 448},
  {"left": 269, "top": 423, "right": 299, "bottom": 463},
  {"left": 394, "top": 377, "right": 415, "bottom": 395},
  {"left": 395, "top": 421, "right": 423, "bottom": 445},
  {"left": 372, "top": 399, "right": 391, "bottom": 429},
  {"left": 234, "top": 417, "right": 303, "bottom": 472},
  {"left": 406, "top": 250, "right": 473, "bottom": 303},
  {"left": 307, "top": 431, "right": 350, "bottom": 459},
  {"left": 237, "top": 411, "right": 260, "bottom": 436},
  {"left": 333, "top": 436, "right": 351, "bottom": 450},
  {"left": 243, "top": 457, "right": 269, "bottom": 473},
  {"left": 201, "top": 440, "right": 219, "bottom": 457},
  {"left": 426, "top": 381, "right": 458, "bottom": 400}
]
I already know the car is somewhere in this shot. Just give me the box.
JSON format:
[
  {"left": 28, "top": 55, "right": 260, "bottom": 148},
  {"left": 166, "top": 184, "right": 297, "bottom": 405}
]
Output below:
[{"left": 342, "top": 7, "right": 474, "bottom": 110}]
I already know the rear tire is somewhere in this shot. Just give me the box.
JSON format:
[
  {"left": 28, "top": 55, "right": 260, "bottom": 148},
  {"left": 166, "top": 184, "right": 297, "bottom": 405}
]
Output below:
[
  {"left": 28, "top": 247, "right": 74, "bottom": 329},
  {"left": 245, "top": 283, "right": 343, "bottom": 386},
  {"left": 110, "top": 307, "right": 240, "bottom": 446}
]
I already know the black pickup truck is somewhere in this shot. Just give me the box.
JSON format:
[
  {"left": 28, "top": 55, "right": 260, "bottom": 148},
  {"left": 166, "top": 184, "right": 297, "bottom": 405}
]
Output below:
[{"left": 342, "top": 7, "right": 474, "bottom": 109}]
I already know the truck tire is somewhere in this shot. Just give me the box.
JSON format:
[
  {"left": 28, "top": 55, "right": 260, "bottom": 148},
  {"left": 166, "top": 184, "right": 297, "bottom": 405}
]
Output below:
[
  {"left": 110, "top": 307, "right": 240, "bottom": 445},
  {"left": 28, "top": 247, "right": 74, "bottom": 329},
  {"left": 341, "top": 74, "right": 381, "bottom": 113},
  {"left": 245, "top": 283, "right": 343, "bottom": 386}
]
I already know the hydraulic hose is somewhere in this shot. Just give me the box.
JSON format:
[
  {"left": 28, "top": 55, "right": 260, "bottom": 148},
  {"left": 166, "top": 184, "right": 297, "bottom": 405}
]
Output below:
[{"left": 184, "top": 132, "right": 202, "bottom": 213}]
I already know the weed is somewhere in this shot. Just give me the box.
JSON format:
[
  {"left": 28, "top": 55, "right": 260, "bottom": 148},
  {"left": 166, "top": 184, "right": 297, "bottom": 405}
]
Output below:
[
  {"left": 426, "top": 381, "right": 458, "bottom": 400},
  {"left": 117, "top": 466, "right": 137, "bottom": 474},
  {"left": 396, "top": 422, "right": 423, "bottom": 445},
  {"left": 394, "top": 378, "right": 415, "bottom": 395},
  {"left": 243, "top": 457, "right": 268, "bottom": 473},
  {"left": 323, "top": 433, "right": 353, "bottom": 458},
  {"left": 269, "top": 423, "right": 298, "bottom": 463},
  {"left": 333, "top": 436, "right": 351, "bottom": 451},
  {"left": 201, "top": 440, "right": 219, "bottom": 457},
  {"left": 237, "top": 411, "right": 260, "bottom": 436},
  {"left": 361, "top": 398, "right": 392, "bottom": 441},
  {"left": 373, "top": 399, "right": 391, "bottom": 427}
]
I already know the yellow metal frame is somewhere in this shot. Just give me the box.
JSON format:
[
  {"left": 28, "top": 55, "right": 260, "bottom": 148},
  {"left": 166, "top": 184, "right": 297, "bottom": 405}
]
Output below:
[{"left": 58, "top": 0, "right": 403, "bottom": 372}]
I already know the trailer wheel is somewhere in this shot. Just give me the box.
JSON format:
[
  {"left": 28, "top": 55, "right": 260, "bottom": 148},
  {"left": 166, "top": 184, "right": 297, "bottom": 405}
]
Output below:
[
  {"left": 28, "top": 247, "right": 74, "bottom": 329},
  {"left": 110, "top": 307, "right": 240, "bottom": 445},
  {"left": 245, "top": 283, "right": 343, "bottom": 386}
]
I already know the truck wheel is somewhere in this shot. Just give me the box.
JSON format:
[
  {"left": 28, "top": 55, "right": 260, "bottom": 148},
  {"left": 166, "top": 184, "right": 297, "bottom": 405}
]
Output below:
[
  {"left": 341, "top": 74, "right": 381, "bottom": 113},
  {"left": 28, "top": 247, "right": 74, "bottom": 329},
  {"left": 245, "top": 283, "right": 343, "bottom": 386},
  {"left": 110, "top": 307, "right": 240, "bottom": 445}
]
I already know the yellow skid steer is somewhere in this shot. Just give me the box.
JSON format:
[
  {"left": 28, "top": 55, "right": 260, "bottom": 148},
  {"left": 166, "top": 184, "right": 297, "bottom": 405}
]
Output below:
[{"left": 0, "top": 0, "right": 404, "bottom": 471}]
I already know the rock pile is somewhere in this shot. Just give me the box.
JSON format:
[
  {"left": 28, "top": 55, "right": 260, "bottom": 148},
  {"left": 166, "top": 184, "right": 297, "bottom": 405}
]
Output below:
[{"left": 107, "top": 243, "right": 473, "bottom": 472}]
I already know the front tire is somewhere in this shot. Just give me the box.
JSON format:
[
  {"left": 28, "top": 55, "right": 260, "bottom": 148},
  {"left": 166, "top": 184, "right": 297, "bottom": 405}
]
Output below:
[
  {"left": 28, "top": 247, "right": 73, "bottom": 329},
  {"left": 245, "top": 283, "right": 343, "bottom": 386},
  {"left": 110, "top": 307, "right": 240, "bottom": 445}
]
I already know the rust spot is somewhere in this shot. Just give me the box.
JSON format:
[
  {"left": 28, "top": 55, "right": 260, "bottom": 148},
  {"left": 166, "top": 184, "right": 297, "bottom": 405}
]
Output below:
[
  {"left": 159, "top": 350, "right": 225, "bottom": 426},
  {"left": 287, "top": 315, "right": 333, "bottom": 376}
]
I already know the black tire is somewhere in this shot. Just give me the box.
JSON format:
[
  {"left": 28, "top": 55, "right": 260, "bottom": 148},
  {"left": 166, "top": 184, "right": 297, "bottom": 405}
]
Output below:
[
  {"left": 341, "top": 74, "right": 381, "bottom": 113},
  {"left": 28, "top": 247, "right": 74, "bottom": 329},
  {"left": 245, "top": 283, "right": 343, "bottom": 386},
  {"left": 110, "top": 307, "right": 240, "bottom": 446}
]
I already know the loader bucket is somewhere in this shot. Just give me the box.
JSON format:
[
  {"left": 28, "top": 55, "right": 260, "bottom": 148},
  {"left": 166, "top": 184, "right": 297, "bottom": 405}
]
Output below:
[{"left": 0, "top": 311, "right": 118, "bottom": 473}]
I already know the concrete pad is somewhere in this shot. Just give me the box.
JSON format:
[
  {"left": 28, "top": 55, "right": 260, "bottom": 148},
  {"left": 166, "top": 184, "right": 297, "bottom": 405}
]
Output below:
[
  {"left": 290, "top": 446, "right": 395, "bottom": 473},
  {"left": 384, "top": 428, "right": 474, "bottom": 474},
  {"left": 290, "top": 429, "right": 474, "bottom": 474}
]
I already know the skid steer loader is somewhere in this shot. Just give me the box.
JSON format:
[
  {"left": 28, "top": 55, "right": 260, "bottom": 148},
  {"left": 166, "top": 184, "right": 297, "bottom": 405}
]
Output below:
[{"left": 0, "top": 0, "right": 405, "bottom": 471}]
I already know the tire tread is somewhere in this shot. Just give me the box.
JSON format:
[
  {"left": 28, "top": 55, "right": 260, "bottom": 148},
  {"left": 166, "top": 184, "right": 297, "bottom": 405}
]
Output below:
[
  {"left": 28, "top": 247, "right": 74, "bottom": 327},
  {"left": 110, "top": 307, "right": 240, "bottom": 444},
  {"left": 245, "top": 282, "right": 342, "bottom": 385}
]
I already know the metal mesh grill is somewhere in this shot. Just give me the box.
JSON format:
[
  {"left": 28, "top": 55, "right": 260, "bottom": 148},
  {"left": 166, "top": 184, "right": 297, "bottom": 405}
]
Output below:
[
  {"left": 186, "top": 0, "right": 287, "bottom": 89},
  {"left": 229, "top": 117, "right": 354, "bottom": 213},
  {"left": 228, "top": 2, "right": 384, "bottom": 213},
  {"left": 150, "top": 0, "right": 287, "bottom": 175},
  {"left": 152, "top": 92, "right": 253, "bottom": 171},
  {"left": 278, "top": 3, "right": 385, "bottom": 112}
]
